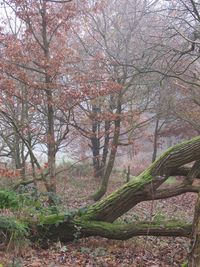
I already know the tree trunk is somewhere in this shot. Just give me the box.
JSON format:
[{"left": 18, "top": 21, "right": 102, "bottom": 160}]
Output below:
[
  {"left": 99, "top": 120, "right": 111, "bottom": 177},
  {"left": 152, "top": 116, "right": 159, "bottom": 162},
  {"left": 91, "top": 131, "right": 101, "bottom": 178},
  {"left": 126, "top": 165, "right": 131, "bottom": 182},
  {"left": 13, "top": 131, "right": 21, "bottom": 170},
  {"left": 32, "top": 215, "right": 191, "bottom": 245},
  {"left": 92, "top": 95, "right": 122, "bottom": 201},
  {"left": 188, "top": 192, "right": 200, "bottom": 266},
  {"left": 89, "top": 136, "right": 200, "bottom": 221},
  {"left": 46, "top": 89, "right": 56, "bottom": 193},
  {"left": 90, "top": 105, "right": 102, "bottom": 178},
  {"left": 42, "top": 1, "right": 56, "bottom": 194}
]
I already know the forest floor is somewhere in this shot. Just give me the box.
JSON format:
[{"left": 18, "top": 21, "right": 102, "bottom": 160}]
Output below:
[{"left": 0, "top": 170, "right": 196, "bottom": 267}]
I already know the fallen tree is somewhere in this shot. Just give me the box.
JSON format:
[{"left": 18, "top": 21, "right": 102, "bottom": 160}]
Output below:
[{"left": 3, "top": 136, "right": 200, "bottom": 265}]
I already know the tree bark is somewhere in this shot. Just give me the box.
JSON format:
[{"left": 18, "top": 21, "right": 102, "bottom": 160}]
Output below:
[
  {"left": 92, "top": 94, "right": 122, "bottom": 201},
  {"left": 42, "top": 1, "right": 56, "bottom": 194},
  {"left": 90, "top": 105, "right": 101, "bottom": 178},
  {"left": 152, "top": 116, "right": 159, "bottom": 162},
  {"left": 188, "top": 192, "right": 200, "bottom": 266}
]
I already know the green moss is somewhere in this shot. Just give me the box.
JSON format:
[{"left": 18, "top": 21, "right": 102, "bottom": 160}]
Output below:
[
  {"left": 75, "top": 218, "right": 191, "bottom": 237},
  {"left": 83, "top": 170, "right": 154, "bottom": 220},
  {"left": 181, "top": 262, "right": 188, "bottom": 267},
  {"left": 163, "top": 177, "right": 177, "bottom": 186},
  {"left": 39, "top": 214, "right": 65, "bottom": 225},
  {"left": 39, "top": 210, "right": 78, "bottom": 225},
  {"left": 165, "top": 220, "right": 190, "bottom": 229},
  {"left": 76, "top": 219, "right": 121, "bottom": 229}
]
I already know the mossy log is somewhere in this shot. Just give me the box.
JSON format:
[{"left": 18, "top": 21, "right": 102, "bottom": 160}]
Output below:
[{"left": 32, "top": 214, "right": 192, "bottom": 243}]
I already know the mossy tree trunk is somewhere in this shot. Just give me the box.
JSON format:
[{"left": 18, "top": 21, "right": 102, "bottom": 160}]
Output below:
[
  {"left": 88, "top": 136, "right": 200, "bottom": 222},
  {"left": 33, "top": 215, "right": 191, "bottom": 244}
]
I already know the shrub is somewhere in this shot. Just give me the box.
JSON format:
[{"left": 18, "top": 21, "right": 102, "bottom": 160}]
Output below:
[
  {"left": 0, "top": 190, "right": 18, "bottom": 209},
  {"left": 0, "top": 216, "right": 28, "bottom": 250}
]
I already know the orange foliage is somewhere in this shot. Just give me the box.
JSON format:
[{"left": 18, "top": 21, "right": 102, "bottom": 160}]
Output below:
[{"left": 0, "top": 167, "right": 20, "bottom": 178}]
